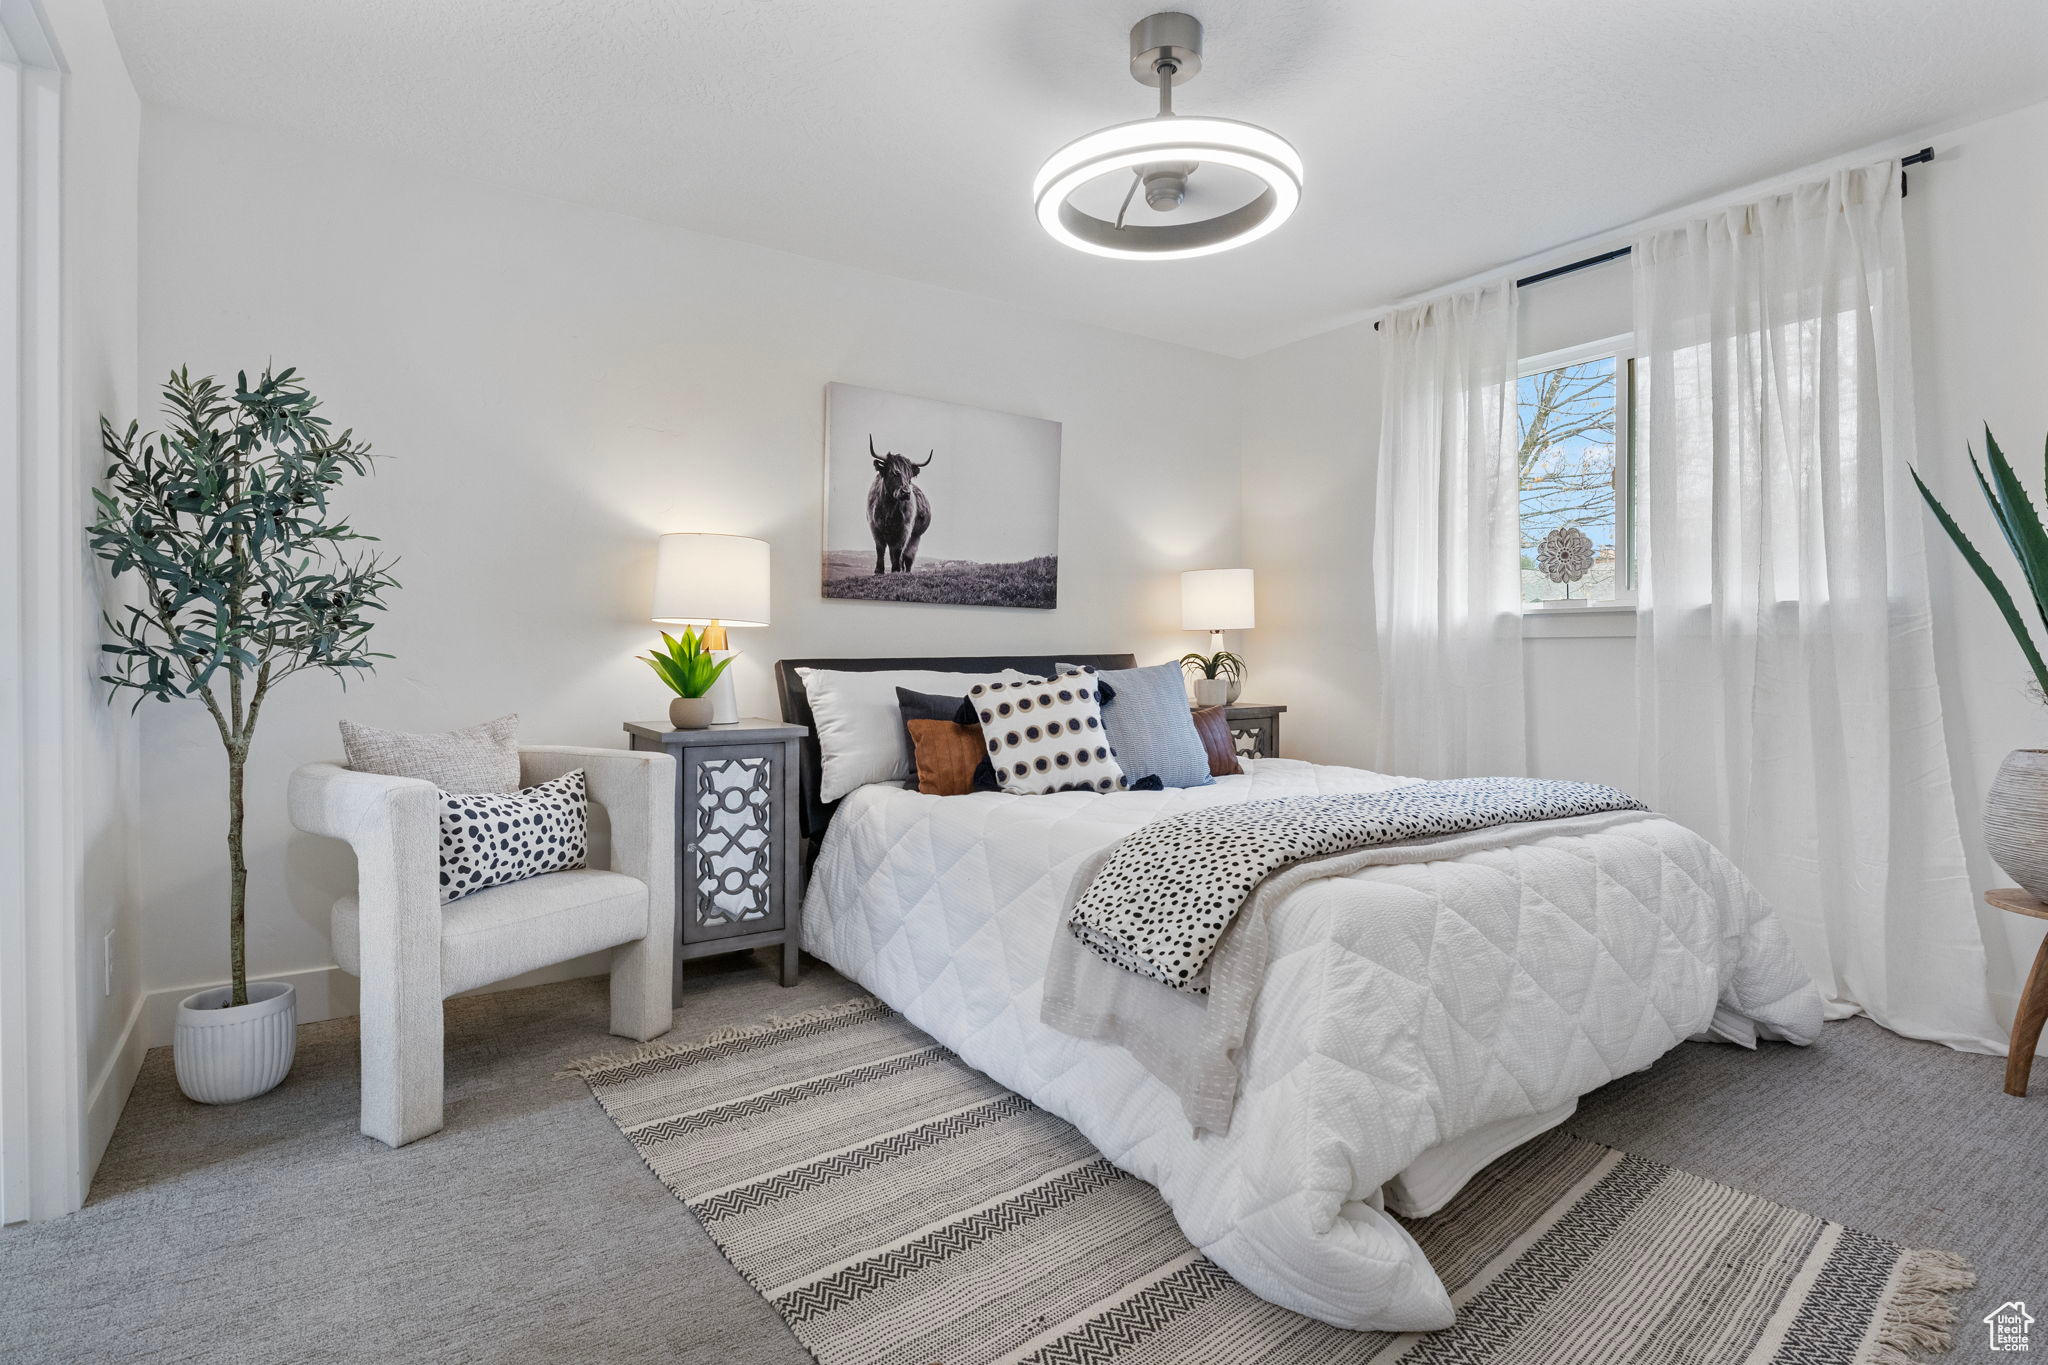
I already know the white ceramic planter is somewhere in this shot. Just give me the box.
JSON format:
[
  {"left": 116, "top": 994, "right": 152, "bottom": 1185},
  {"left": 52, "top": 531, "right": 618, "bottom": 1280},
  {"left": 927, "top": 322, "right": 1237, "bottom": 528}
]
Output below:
[
  {"left": 1193, "top": 677, "right": 1231, "bottom": 708},
  {"left": 174, "top": 980, "right": 296, "bottom": 1104},
  {"left": 1988, "top": 749, "right": 2048, "bottom": 900}
]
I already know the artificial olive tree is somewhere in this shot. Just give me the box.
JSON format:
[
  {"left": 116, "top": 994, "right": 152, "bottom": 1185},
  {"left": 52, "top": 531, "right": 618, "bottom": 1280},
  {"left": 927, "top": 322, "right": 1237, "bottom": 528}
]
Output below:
[{"left": 89, "top": 367, "right": 398, "bottom": 1005}]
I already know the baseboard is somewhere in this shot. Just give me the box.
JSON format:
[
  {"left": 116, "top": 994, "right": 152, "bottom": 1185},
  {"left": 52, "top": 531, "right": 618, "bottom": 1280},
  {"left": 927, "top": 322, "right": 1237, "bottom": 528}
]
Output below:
[
  {"left": 84, "top": 994, "right": 148, "bottom": 1177},
  {"left": 138, "top": 965, "right": 358, "bottom": 1052},
  {"left": 136, "top": 952, "right": 614, "bottom": 1050}
]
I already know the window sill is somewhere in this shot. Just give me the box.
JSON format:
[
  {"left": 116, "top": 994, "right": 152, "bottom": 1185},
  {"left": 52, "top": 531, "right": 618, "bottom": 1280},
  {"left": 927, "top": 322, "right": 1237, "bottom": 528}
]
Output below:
[{"left": 1521, "top": 605, "right": 1637, "bottom": 639}]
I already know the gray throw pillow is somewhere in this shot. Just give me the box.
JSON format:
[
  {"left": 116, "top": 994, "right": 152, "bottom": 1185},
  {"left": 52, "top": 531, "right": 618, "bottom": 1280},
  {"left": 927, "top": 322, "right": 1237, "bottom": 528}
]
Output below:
[
  {"left": 340, "top": 714, "right": 520, "bottom": 794},
  {"left": 1059, "top": 661, "right": 1213, "bottom": 789}
]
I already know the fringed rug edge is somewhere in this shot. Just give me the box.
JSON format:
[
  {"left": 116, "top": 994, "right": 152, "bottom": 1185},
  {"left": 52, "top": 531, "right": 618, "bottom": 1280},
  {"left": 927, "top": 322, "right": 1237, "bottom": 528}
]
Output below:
[{"left": 560, "top": 993, "right": 887, "bottom": 1081}]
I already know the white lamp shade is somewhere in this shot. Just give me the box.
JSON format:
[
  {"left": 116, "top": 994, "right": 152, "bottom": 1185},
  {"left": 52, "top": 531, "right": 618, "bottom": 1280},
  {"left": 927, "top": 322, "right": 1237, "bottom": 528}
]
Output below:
[
  {"left": 652, "top": 533, "right": 770, "bottom": 626},
  {"left": 1181, "top": 568, "right": 1255, "bottom": 631}
]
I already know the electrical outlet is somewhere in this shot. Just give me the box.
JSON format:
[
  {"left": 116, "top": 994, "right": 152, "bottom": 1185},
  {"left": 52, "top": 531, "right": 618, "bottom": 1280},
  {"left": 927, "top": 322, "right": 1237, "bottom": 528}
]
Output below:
[{"left": 102, "top": 929, "right": 114, "bottom": 997}]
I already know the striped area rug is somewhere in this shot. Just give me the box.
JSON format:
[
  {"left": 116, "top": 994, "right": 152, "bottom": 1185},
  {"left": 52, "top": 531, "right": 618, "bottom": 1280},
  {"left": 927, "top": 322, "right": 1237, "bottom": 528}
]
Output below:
[{"left": 570, "top": 996, "right": 1971, "bottom": 1365}]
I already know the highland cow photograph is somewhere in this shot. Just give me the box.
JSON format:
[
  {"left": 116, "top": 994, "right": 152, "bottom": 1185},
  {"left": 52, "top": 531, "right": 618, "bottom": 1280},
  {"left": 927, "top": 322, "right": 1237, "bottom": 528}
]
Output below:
[{"left": 822, "top": 382, "right": 1061, "bottom": 609}]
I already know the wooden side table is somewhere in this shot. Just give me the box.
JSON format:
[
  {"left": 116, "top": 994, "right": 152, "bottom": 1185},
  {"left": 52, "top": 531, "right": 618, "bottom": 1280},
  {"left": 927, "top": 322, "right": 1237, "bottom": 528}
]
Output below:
[
  {"left": 1223, "top": 703, "right": 1287, "bottom": 761},
  {"left": 625, "top": 718, "right": 808, "bottom": 992},
  {"left": 1988, "top": 887, "right": 2048, "bottom": 1096}
]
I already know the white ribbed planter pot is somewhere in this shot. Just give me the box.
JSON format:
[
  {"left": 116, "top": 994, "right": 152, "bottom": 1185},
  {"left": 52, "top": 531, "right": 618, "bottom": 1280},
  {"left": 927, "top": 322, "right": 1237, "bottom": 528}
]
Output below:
[
  {"left": 1987, "top": 750, "right": 2048, "bottom": 901},
  {"left": 174, "top": 981, "right": 297, "bottom": 1104}
]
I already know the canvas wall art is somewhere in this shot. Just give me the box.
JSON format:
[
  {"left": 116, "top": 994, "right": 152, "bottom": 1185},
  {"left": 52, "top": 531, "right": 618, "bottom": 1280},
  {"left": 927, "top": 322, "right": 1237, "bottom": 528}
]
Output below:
[{"left": 822, "top": 382, "right": 1061, "bottom": 610}]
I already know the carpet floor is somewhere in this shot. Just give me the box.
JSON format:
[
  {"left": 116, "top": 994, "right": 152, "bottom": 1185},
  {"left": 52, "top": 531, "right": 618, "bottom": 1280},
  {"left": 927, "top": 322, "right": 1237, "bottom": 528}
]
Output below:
[{"left": 2, "top": 952, "right": 2042, "bottom": 1364}]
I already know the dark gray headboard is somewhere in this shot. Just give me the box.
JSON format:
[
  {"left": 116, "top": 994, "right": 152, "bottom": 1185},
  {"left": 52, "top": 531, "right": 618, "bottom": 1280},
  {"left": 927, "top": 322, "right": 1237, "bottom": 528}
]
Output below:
[{"left": 775, "top": 654, "right": 1138, "bottom": 841}]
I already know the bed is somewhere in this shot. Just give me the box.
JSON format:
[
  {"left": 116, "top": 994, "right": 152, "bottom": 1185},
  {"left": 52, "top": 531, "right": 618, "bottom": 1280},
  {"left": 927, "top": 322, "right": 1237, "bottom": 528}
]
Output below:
[{"left": 777, "top": 654, "right": 1825, "bottom": 1332}]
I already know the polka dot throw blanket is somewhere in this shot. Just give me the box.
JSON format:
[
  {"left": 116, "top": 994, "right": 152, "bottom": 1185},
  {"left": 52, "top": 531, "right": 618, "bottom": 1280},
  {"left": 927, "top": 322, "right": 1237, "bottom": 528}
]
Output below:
[{"left": 1069, "top": 776, "right": 1647, "bottom": 991}]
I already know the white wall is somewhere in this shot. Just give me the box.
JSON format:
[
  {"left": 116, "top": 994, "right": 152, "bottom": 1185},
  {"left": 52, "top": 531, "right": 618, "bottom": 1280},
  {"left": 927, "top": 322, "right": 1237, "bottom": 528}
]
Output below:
[
  {"left": 50, "top": 0, "right": 144, "bottom": 1185},
  {"left": 1242, "top": 97, "right": 2048, "bottom": 1037},
  {"left": 49, "top": 0, "right": 142, "bottom": 1194},
  {"left": 134, "top": 106, "right": 1244, "bottom": 1033},
  {"left": 1910, "top": 98, "right": 2048, "bottom": 1024},
  {"left": 1239, "top": 314, "right": 1381, "bottom": 769}
]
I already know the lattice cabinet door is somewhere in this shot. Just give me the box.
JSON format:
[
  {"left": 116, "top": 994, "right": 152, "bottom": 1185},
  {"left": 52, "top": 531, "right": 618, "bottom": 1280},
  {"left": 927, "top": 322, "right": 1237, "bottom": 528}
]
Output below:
[
  {"left": 1222, "top": 704, "right": 1285, "bottom": 760},
  {"left": 687, "top": 747, "right": 780, "bottom": 933},
  {"left": 625, "top": 718, "right": 808, "bottom": 989},
  {"left": 1230, "top": 720, "right": 1267, "bottom": 761}
]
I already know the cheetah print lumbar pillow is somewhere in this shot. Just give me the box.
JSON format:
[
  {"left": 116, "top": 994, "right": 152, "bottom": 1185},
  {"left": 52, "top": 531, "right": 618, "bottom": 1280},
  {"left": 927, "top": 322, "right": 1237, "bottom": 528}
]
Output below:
[
  {"left": 438, "top": 769, "right": 588, "bottom": 902},
  {"left": 969, "top": 668, "right": 1127, "bottom": 796}
]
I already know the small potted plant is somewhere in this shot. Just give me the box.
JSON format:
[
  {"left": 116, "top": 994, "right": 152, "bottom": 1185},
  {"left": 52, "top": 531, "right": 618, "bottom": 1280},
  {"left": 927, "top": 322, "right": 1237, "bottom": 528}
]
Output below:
[
  {"left": 642, "top": 627, "right": 736, "bottom": 729},
  {"left": 1180, "top": 648, "right": 1246, "bottom": 707},
  {"left": 90, "top": 367, "right": 396, "bottom": 1104}
]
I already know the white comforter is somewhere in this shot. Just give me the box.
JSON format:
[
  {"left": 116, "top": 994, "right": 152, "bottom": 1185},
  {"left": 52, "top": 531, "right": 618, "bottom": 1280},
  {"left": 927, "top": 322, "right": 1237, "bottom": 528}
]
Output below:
[{"left": 801, "top": 759, "right": 1823, "bottom": 1331}]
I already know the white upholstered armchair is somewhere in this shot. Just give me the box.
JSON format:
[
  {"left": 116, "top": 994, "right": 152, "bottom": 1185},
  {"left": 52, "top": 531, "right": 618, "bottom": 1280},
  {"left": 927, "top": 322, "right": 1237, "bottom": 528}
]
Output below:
[{"left": 289, "top": 746, "right": 675, "bottom": 1147}]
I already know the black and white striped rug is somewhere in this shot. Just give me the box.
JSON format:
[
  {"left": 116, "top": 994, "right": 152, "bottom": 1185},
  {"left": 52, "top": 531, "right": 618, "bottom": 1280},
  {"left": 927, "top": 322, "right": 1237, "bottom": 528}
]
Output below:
[{"left": 570, "top": 996, "right": 1970, "bottom": 1365}]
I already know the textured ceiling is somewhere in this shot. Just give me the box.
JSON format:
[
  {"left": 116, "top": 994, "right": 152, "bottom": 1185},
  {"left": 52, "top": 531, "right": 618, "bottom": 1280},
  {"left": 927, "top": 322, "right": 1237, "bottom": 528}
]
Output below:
[{"left": 106, "top": 0, "right": 2048, "bottom": 357}]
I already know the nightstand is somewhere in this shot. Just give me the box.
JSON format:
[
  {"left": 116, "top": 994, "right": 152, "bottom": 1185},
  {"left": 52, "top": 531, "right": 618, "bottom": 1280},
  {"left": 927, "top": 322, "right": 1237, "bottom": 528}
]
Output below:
[
  {"left": 1222, "top": 703, "right": 1287, "bottom": 760},
  {"left": 624, "top": 717, "right": 808, "bottom": 990},
  {"left": 1987, "top": 887, "right": 2048, "bottom": 1097}
]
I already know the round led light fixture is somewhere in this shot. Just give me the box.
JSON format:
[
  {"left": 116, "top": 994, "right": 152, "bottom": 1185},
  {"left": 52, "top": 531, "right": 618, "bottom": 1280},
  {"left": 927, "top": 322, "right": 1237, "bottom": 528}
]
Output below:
[{"left": 1034, "top": 12, "right": 1302, "bottom": 261}]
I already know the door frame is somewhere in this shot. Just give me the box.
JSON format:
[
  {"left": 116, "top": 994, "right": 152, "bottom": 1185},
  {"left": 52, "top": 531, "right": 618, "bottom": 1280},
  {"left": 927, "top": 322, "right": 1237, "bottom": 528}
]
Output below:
[{"left": 0, "top": 0, "right": 80, "bottom": 1224}]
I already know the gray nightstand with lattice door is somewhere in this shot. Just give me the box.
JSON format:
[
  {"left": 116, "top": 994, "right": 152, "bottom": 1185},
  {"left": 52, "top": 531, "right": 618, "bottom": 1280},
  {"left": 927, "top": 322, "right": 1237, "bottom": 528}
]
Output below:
[{"left": 624, "top": 718, "right": 808, "bottom": 992}]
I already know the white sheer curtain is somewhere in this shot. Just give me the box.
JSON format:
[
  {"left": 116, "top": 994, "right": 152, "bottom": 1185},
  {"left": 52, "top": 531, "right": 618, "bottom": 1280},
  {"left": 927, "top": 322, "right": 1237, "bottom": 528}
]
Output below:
[
  {"left": 1633, "top": 161, "right": 2001, "bottom": 1051},
  {"left": 1373, "top": 282, "right": 1526, "bottom": 778}
]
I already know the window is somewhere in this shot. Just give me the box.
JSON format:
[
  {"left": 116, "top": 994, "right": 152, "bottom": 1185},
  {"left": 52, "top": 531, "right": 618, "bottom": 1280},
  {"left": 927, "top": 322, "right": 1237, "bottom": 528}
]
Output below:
[{"left": 1517, "top": 339, "right": 1633, "bottom": 608}]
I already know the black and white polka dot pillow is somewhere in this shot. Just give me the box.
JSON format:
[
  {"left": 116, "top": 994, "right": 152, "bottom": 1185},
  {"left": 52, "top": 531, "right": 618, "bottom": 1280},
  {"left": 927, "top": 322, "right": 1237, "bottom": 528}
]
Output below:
[
  {"left": 438, "top": 769, "right": 589, "bottom": 903},
  {"left": 969, "top": 668, "right": 1127, "bottom": 795}
]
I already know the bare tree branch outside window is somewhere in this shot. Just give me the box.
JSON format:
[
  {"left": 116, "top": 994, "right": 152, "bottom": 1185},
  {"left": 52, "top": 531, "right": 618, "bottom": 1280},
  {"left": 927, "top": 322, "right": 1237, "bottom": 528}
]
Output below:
[{"left": 1518, "top": 358, "right": 1619, "bottom": 603}]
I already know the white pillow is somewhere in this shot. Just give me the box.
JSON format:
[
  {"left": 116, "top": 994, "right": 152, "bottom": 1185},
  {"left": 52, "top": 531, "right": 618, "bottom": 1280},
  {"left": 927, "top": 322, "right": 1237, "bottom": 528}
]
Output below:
[
  {"left": 438, "top": 769, "right": 588, "bottom": 902},
  {"left": 799, "top": 667, "right": 1028, "bottom": 803},
  {"left": 969, "top": 669, "right": 1127, "bottom": 795}
]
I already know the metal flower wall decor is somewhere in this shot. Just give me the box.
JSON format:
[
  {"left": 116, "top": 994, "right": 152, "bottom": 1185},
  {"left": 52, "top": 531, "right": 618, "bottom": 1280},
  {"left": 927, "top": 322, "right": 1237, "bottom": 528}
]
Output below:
[{"left": 1537, "top": 525, "right": 1596, "bottom": 590}]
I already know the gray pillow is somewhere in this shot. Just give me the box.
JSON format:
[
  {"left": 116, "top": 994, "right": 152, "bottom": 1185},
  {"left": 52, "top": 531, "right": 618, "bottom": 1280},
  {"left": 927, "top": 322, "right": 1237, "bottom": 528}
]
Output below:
[
  {"left": 340, "top": 714, "right": 520, "bottom": 793},
  {"left": 1058, "top": 661, "right": 1212, "bottom": 789}
]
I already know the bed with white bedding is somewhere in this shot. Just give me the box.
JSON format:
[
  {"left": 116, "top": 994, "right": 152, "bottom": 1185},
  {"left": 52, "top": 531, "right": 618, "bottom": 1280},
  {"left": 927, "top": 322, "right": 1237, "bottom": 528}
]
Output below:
[{"left": 779, "top": 658, "right": 1825, "bottom": 1332}]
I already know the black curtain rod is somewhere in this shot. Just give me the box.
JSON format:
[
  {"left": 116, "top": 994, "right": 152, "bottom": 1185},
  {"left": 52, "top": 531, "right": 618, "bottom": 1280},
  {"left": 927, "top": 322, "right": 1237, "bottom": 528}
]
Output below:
[
  {"left": 1516, "top": 246, "right": 1632, "bottom": 289},
  {"left": 1371, "top": 148, "right": 1935, "bottom": 330}
]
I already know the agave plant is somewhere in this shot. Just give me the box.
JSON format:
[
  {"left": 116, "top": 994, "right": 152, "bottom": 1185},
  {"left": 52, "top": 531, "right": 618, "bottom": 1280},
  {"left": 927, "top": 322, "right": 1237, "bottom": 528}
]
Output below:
[
  {"left": 1179, "top": 649, "right": 1246, "bottom": 684},
  {"left": 640, "top": 626, "right": 735, "bottom": 699},
  {"left": 1913, "top": 425, "right": 2048, "bottom": 700}
]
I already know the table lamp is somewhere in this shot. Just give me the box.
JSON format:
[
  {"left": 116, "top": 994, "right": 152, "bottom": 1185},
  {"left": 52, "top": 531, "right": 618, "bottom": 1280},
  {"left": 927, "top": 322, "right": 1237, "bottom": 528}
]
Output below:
[
  {"left": 1180, "top": 568, "right": 1254, "bottom": 706},
  {"left": 652, "top": 533, "right": 770, "bottom": 725}
]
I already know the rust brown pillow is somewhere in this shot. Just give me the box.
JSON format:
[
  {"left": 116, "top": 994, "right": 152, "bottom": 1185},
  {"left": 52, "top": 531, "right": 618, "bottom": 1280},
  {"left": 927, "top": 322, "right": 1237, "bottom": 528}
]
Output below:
[
  {"left": 1190, "top": 706, "right": 1242, "bottom": 777},
  {"left": 906, "top": 718, "right": 990, "bottom": 796},
  {"left": 896, "top": 686, "right": 998, "bottom": 794}
]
